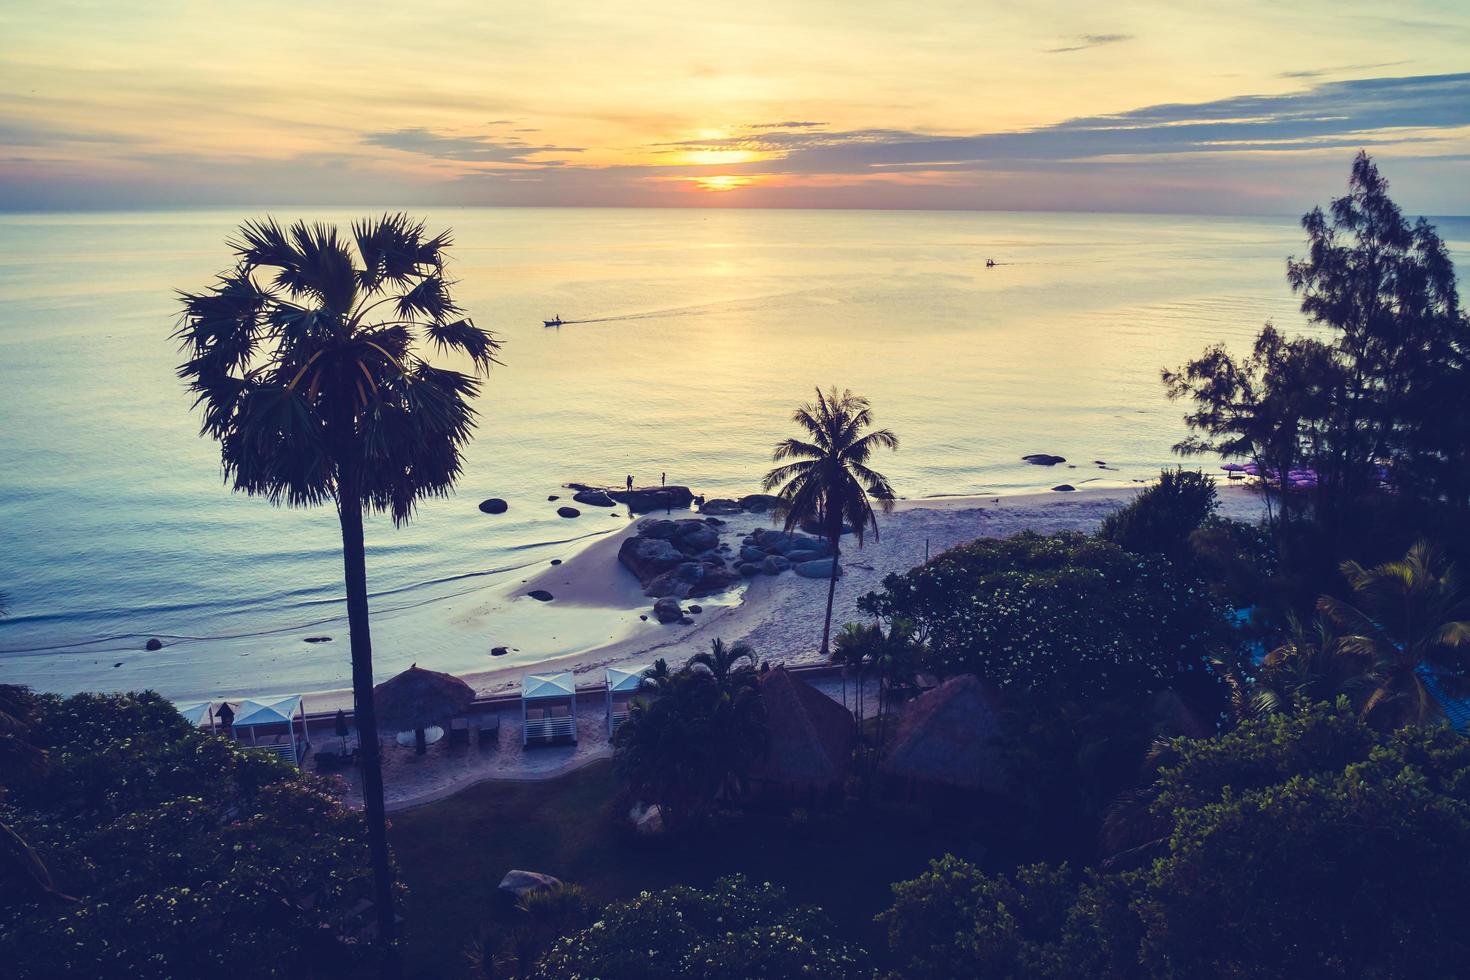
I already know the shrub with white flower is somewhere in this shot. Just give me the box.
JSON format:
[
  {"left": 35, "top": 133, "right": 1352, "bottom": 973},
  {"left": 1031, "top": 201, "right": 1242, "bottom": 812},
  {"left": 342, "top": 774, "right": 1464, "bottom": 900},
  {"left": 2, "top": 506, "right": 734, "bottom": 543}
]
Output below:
[
  {"left": 859, "top": 531, "right": 1232, "bottom": 701},
  {"left": 533, "top": 875, "right": 869, "bottom": 979}
]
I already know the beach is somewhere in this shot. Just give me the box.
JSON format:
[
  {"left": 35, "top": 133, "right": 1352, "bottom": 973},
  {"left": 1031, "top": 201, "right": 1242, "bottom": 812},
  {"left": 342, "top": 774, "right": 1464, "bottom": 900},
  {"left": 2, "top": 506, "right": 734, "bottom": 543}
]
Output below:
[{"left": 288, "top": 481, "right": 1269, "bottom": 716}]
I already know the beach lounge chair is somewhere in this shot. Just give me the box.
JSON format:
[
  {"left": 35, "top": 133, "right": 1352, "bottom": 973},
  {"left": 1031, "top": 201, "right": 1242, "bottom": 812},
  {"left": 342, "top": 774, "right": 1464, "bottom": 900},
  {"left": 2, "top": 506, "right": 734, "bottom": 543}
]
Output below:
[
  {"left": 477, "top": 712, "right": 501, "bottom": 746},
  {"left": 448, "top": 716, "right": 471, "bottom": 746}
]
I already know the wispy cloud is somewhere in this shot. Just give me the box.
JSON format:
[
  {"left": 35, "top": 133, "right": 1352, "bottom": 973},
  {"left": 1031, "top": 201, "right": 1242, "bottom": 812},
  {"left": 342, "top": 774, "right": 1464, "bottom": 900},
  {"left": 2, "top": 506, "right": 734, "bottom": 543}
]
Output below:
[
  {"left": 1279, "top": 60, "right": 1410, "bottom": 79},
  {"left": 748, "top": 121, "right": 827, "bottom": 130},
  {"left": 362, "top": 127, "right": 583, "bottom": 165},
  {"left": 1045, "top": 33, "right": 1133, "bottom": 54},
  {"left": 660, "top": 72, "right": 1470, "bottom": 173}
]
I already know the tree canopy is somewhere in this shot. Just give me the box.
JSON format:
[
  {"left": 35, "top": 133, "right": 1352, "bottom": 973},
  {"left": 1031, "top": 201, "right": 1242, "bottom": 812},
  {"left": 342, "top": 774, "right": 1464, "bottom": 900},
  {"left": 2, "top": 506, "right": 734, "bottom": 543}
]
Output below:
[
  {"left": 859, "top": 531, "right": 1232, "bottom": 702},
  {"left": 0, "top": 691, "right": 382, "bottom": 978},
  {"left": 535, "top": 876, "right": 869, "bottom": 980},
  {"left": 880, "top": 701, "right": 1470, "bottom": 979}
]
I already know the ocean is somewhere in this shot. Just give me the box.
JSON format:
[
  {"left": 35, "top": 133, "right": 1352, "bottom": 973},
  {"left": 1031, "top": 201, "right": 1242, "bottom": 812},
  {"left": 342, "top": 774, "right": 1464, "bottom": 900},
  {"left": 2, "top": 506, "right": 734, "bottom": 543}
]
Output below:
[{"left": 2, "top": 207, "right": 1465, "bottom": 697}]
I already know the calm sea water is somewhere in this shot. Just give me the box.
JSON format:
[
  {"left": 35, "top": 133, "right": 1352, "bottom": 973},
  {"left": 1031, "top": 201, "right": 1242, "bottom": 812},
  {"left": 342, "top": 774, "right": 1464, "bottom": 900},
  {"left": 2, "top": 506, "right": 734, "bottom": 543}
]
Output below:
[{"left": 2, "top": 208, "right": 1465, "bottom": 693}]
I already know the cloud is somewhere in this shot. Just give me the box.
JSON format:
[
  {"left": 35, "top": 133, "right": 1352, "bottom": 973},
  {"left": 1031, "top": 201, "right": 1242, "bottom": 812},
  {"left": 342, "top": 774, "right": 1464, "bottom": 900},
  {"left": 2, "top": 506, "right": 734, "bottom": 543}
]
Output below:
[
  {"left": 660, "top": 72, "right": 1470, "bottom": 174},
  {"left": 748, "top": 121, "right": 827, "bottom": 130},
  {"left": 1046, "top": 33, "right": 1133, "bottom": 54},
  {"left": 362, "top": 127, "right": 583, "bottom": 165},
  {"left": 0, "top": 120, "right": 140, "bottom": 147},
  {"left": 1279, "top": 60, "right": 1410, "bottom": 79}
]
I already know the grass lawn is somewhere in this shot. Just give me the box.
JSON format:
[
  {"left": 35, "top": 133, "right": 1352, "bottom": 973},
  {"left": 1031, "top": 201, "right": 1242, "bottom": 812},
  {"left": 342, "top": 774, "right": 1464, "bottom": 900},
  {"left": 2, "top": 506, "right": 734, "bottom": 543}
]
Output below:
[{"left": 389, "top": 760, "right": 987, "bottom": 978}]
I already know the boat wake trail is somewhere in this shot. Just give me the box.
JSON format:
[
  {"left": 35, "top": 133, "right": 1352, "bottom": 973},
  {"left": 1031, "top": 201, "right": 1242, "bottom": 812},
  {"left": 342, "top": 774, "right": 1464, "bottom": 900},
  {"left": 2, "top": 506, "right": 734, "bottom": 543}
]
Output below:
[{"left": 547, "top": 286, "right": 832, "bottom": 327}]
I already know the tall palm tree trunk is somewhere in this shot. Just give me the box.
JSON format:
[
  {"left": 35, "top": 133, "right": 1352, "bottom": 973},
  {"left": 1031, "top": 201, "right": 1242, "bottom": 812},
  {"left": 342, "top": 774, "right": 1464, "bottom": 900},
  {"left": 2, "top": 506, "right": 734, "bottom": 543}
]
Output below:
[
  {"left": 337, "top": 473, "right": 399, "bottom": 965},
  {"left": 820, "top": 539, "right": 841, "bottom": 656}
]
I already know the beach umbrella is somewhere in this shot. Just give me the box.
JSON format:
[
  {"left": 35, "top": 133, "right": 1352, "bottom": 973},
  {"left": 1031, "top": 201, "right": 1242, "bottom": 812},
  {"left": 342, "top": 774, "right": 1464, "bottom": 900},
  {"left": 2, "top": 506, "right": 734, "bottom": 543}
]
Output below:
[
  {"left": 1220, "top": 463, "right": 1246, "bottom": 472},
  {"left": 372, "top": 664, "right": 475, "bottom": 755}
]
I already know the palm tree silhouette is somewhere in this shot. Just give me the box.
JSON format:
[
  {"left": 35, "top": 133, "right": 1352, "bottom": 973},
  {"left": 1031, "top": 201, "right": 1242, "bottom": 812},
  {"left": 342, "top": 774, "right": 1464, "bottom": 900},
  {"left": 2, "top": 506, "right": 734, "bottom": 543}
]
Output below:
[
  {"left": 762, "top": 387, "right": 898, "bottom": 656},
  {"left": 175, "top": 214, "right": 499, "bottom": 955},
  {"left": 1318, "top": 540, "right": 1470, "bottom": 726}
]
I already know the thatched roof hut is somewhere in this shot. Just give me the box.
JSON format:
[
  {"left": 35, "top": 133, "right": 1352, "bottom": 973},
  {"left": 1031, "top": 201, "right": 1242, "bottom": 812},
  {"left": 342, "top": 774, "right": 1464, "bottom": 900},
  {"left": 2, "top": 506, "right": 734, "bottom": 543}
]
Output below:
[
  {"left": 372, "top": 664, "right": 475, "bottom": 732},
  {"left": 747, "top": 666, "right": 854, "bottom": 793},
  {"left": 879, "top": 674, "right": 1007, "bottom": 795}
]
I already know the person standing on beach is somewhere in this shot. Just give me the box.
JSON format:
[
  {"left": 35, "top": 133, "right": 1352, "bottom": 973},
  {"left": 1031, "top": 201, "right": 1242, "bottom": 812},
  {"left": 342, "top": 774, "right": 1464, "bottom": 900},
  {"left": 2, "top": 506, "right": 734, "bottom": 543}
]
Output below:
[
  {"left": 661, "top": 472, "right": 666, "bottom": 486},
  {"left": 626, "top": 474, "right": 633, "bottom": 490}
]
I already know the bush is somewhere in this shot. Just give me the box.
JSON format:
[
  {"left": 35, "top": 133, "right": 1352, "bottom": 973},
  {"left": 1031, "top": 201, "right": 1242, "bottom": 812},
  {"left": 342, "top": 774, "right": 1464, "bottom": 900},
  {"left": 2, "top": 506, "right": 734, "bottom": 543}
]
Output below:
[
  {"left": 879, "top": 702, "right": 1470, "bottom": 979},
  {"left": 859, "top": 531, "right": 1231, "bottom": 701},
  {"left": 0, "top": 691, "right": 383, "bottom": 978},
  {"left": 535, "top": 875, "right": 870, "bottom": 979},
  {"left": 1099, "top": 469, "right": 1219, "bottom": 567}
]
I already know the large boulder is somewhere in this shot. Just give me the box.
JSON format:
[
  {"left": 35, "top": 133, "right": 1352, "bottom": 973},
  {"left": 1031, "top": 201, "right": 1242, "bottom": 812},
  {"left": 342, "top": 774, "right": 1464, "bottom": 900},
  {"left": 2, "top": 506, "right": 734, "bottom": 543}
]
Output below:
[
  {"left": 653, "top": 597, "right": 683, "bottom": 623},
  {"left": 740, "top": 545, "right": 767, "bottom": 564},
  {"left": 620, "top": 485, "right": 696, "bottom": 513},
  {"left": 619, "top": 536, "right": 687, "bottom": 581},
  {"left": 499, "top": 870, "right": 563, "bottom": 900},
  {"left": 738, "top": 562, "right": 760, "bottom": 576},
  {"left": 672, "top": 523, "right": 719, "bottom": 554},
  {"left": 646, "top": 560, "right": 741, "bottom": 599},
  {"left": 557, "top": 506, "right": 581, "bottom": 518},
  {"left": 479, "top": 498, "right": 509, "bottom": 514},
  {"left": 738, "top": 493, "right": 784, "bottom": 514},
  {"left": 572, "top": 489, "right": 616, "bottom": 507},
  {"left": 1022, "top": 453, "right": 1067, "bottom": 466},
  {"left": 1051, "top": 484, "right": 1076, "bottom": 492},
  {"left": 750, "top": 528, "right": 830, "bottom": 557},
  {"left": 799, "top": 517, "right": 854, "bottom": 537},
  {"left": 760, "top": 554, "right": 791, "bottom": 575},
  {"left": 794, "top": 558, "right": 841, "bottom": 579},
  {"left": 700, "top": 498, "right": 742, "bottom": 516},
  {"left": 637, "top": 519, "right": 680, "bottom": 539},
  {"left": 785, "top": 550, "right": 822, "bottom": 564}
]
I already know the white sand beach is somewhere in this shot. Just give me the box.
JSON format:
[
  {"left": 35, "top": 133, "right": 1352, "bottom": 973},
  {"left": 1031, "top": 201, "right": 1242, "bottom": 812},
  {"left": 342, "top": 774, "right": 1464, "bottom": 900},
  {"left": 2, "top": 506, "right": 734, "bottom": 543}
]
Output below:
[
  {"left": 294, "top": 482, "right": 1268, "bottom": 715},
  {"left": 5, "top": 482, "right": 1268, "bottom": 706}
]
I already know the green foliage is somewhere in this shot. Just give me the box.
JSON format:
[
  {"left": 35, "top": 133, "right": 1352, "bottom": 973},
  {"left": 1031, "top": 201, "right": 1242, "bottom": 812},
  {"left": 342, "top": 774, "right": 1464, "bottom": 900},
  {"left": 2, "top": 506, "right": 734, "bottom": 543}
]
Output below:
[
  {"left": 1098, "top": 469, "right": 1218, "bottom": 567},
  {"left": 1255, "top": 540, "right": 1470, "bottom": 727},
  {"left": 467, "top": 883, "right": 595, "bottom": 979},
  {"left": 1165, "top": 153, "right": 1470, "bottom": 579},
  {"left": 877, "top": 856, "right": 1129, "bottom": 980},
  {"left": 175, "top": 214, "right": 500, "bottom": 523},
  {"left": 535, "top": 875, "right": 870, "bottom": 979},
  {"left": 763, "top": 385, "right": 899, "bottom": 654},
  {"left": 859, "top": 531, "right": 1231, "bottom": 701},
  {"left": 613, "top": 643, "right": 768, "bottom": 832},
  {"left": 881, "top": 702, "right": 1470, "bottom": 979},
  {"left": 0, "top": 692, "right": 381, "bottom": 978}
]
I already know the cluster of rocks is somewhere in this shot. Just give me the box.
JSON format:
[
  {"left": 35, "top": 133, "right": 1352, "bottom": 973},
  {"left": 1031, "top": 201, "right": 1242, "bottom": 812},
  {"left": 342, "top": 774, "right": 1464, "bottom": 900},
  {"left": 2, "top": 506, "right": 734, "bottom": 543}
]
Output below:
[
  {"left": 697, "top": 493, "right": 784, "bottom": 516},
  {"left": 736, "top": 527, "right": 840, "bottom": 580},
  {"left": 568, "top": 482, "right": 695, "bottom": 514},
  {"left": 618, "top": 518, "right": 741, "bottom": 602}
]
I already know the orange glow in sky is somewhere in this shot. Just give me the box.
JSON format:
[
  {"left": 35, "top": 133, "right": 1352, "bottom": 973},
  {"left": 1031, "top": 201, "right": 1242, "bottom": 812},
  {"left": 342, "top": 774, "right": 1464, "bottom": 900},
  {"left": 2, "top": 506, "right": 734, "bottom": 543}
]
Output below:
[{"left": 0, "top": 0, "right": 1467, "bottom": 211}]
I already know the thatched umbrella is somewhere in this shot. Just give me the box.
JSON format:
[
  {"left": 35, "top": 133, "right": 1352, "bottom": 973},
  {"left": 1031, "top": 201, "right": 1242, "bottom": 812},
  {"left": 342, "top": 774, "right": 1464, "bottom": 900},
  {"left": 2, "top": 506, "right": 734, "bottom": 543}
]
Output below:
[
  {"left": 373, "top": 664, "right": 475, "bottom": 754},
  {"left": 879, "top": 674, "right": 1007, "bottom": 795},
  {"left": 746, "top": 666, "right": 854, "bottom": 794}
]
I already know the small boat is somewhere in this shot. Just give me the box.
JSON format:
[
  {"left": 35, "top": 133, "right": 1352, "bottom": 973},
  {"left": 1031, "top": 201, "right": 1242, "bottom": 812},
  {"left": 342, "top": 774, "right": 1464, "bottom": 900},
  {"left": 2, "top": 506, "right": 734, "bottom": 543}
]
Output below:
[{"left": 543, "top": 316, "right": 564, "bottom": 327}]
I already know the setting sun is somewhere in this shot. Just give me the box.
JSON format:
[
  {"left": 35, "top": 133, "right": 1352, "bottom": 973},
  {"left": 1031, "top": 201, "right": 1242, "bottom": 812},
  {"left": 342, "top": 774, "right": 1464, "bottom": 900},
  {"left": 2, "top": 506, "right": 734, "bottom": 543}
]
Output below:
[{"left": 693, "top": 174, "right": 756, "bottom": 192}]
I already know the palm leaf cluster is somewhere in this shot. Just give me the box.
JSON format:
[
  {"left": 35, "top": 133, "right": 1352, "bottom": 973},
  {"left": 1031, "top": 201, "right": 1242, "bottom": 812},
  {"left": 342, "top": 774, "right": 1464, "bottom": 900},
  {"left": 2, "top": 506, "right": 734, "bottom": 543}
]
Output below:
[
  {"left": 1254, "top": 540, "right": 1470, "bottom": 727},
  {"left": 613, "top": 641, "right": 767, "bottom": 832},
  {"left": 763, "top": 386, "right": 897, "bottom": 544},
  {"left": 175, "top": 213, "right": 500, "bottom": 523}
]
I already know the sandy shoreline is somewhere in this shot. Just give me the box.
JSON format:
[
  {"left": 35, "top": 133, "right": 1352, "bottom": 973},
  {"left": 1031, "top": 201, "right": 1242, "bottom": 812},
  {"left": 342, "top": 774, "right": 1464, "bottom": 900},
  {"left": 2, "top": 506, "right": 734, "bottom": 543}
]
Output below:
[
  {"left": 4, "top": 481, "right": 1267, "bottom": 706},
  {"left": 290, "top": 482, "right": 1268, "bottom": 716}
]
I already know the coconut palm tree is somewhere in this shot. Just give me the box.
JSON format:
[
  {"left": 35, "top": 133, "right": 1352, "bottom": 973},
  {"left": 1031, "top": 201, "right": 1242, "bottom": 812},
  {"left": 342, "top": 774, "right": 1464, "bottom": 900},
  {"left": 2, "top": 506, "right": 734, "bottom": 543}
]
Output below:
[
  {"left": 762, "top": 387, "right": 898, "bottom": 657},
  {"left": 175, "top": 214, "right": 499, "bottom": 954},
  {"left": 1317, "top": 540, "right": 1470, "bottom": 726}
]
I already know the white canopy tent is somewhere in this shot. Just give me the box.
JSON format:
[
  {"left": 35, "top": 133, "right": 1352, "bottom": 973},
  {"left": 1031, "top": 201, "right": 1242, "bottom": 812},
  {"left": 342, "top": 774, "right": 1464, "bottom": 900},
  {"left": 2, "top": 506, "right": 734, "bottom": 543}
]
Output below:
[
  {"left": 605, "top": 665, "right": 653, "bottom": 735},
  {"left": 173, "top": 700, "right": 216, "bottom": 731},
  {"left": 521, "top": 672, "right": 577, "bottom": 746},
  {"left": 230, "top": 694, "right": 310, "bottom": 767}
]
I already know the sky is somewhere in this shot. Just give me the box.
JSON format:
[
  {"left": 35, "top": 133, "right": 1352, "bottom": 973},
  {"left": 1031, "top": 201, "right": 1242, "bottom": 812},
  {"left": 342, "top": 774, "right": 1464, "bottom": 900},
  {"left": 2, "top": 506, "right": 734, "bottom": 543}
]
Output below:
[{"left": 1, "top": 0, "right": 1468, "bottom": 213}]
